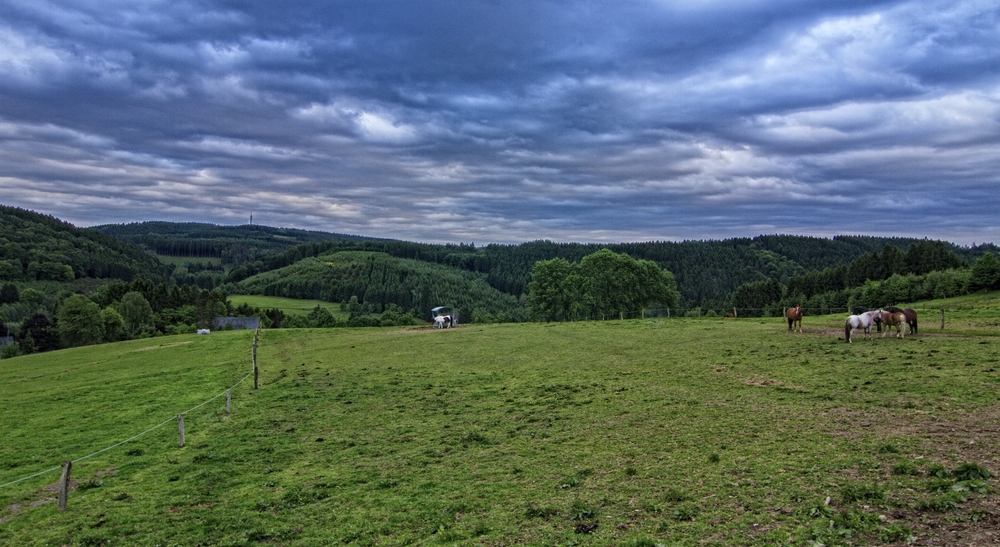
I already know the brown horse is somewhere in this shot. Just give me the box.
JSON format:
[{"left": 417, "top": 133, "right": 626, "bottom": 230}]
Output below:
[
  {"left": 885, "top": 306, "right": 918, "bottom": 335},
  {"left": 786, "top": 305, "right": 803, "bottom": 333},
  {"left": 880, "top": 309, "right": 907, "bottom": 339}
]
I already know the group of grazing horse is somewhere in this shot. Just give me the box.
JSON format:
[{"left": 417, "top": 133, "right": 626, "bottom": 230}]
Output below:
[
  {"left": 785, "top": 304, "right": 918, "bottom": 343},
  {"left": 845, "top": 306, "right": 918, "bottom": 343}
]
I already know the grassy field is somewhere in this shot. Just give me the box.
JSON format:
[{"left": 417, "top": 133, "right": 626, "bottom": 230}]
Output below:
[
  {"left": 1, "top": 297, "right": 999, "bottom": 546},
  {"left": 229, "top": 294, "right": 349, "bottom": 319}
]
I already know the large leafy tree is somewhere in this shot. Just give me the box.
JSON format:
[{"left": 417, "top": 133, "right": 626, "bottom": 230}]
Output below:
[
  {"left": 526, "top": 258, "right": 578, "bottom": 321},
  {"left": 117, "top": 291, "right": 154, "bottom": 336},
  {"left": 969, "top": 252, "right": 1000, "bottom": 292},
  {"left": 101, "top": 306, "right": 125, "bottom": 342},
  {"left": 527, "top": 249, "right": 679, "bottom": 321},
  {"left": 16, "top": 312, "right": 59, "bottom": 353},
  {"left": 579, "top": 249, "right": 679, "bottom": 319},
  {"left": 57, "top": 294, "right": 104, "bottom": 348}
]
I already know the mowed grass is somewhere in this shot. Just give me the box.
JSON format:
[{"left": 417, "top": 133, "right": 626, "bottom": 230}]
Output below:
[
  {"left": 2, "top": 312, "right": 999, "bottom": 546},
  {"left": 229, "top": 294, "right": 349, "bottom": 319}
]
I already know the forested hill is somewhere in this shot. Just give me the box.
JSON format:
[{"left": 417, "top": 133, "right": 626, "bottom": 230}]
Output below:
[
  {"left": 0, "top": 206, "right": 169, "bottom": 282},
  {"left": 234, "top": 250, "right": 525, "bottom": 322},
  {"left": 91, "top": 221, "right": 382, "bottom": 264},
  {"left": 88, "top": 218, "right": 996, "bottom": 307},
  {"left": 233, "top": 235, "right": 996, "bottom": 307}
]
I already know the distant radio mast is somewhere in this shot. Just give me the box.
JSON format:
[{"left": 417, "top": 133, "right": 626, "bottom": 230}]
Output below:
[{"left": 250, "top": 211, "right": 253, "bottom": 225}]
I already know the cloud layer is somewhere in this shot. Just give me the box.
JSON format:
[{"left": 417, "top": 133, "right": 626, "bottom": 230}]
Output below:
[{"left": 2, "top": 0, "right": 998, "bottom": 244}]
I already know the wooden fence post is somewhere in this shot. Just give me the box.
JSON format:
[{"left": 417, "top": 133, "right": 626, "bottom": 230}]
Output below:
[
  {"left": 178, "top": 414, "right": 185, "bottom": 447},
  {"left": 252, "top": 340, "right": 259, "bottom": 389},
  {"left": 57, "top": 460, "right": 72, "bottom": 511},
  {"left": 226, "top": 390, "right": 231, "bottom": 414}
]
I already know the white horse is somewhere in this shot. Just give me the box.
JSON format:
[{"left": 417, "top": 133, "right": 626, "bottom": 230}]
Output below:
[
  {"left": 845, "top": 310, "right": 880, "bottom": 343},
  {"left": 433, "top": 315, "right": 453, "bottom": 329}
]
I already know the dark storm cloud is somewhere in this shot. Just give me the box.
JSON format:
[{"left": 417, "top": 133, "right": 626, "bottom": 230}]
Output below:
[{"left": 1, "top": 0, "right": 998, "bottom": 244}]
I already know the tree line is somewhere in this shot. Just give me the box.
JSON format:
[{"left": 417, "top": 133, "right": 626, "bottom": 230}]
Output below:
[
  {"left": 1, "top": 278, "right": 230, "bottom": 358},
  {"left": 215, "top": 234, "right": 999, "bottom": 308},
  {"left": 730, "top": 243, "right": 1000, "bottom": 317},
  {"left": 72, "top": 216, "right": 1000, "bottom": 311}
]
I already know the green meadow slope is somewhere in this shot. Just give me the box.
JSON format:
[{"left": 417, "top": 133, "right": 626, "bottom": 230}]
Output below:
[{"left": 1, "top": 309, "right": 999, "bottom": 546}]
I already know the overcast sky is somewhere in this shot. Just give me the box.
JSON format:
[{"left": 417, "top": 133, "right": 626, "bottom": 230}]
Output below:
[{"left": 1, "top": 0, "right": 998, "bottom": 245}]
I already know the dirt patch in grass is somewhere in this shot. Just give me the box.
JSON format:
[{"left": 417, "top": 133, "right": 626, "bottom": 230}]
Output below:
[
  {"left": 138, "top": 341, "right": 193, "bottom": 351},
  {"left": 0, "top": 478, "right": 81, "bottom": 524},
  {"left": 825, "top": 405, "right": 1000, "bottom": 546}
]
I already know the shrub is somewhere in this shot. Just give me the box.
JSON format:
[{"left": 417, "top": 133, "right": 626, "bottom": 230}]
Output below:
[
  {"left": 672, "top": 503, "right": 697, "bottom": 521},
  {"left": 77, "top": 478, "right": 103, "bottom": 490},
  {"left": 917, "top": 491, "right": 965, "bottom": 512},
  {"left": 891, "top": 461, "right": 921, "bottom": 476},
  {"left": 878, "top": 523, "right": 914, "bottom": 543},
  {"left": 926, "top": 463, "right": 949, "bottom": 479},
  {"left": 524, "top": 502, "right": 558, "bottom": 519},
  {"left": 876, "top": 443, "right": 900, "bottom": 454},
  {"left": 952, "top": 462, "right": 992, "bottom": 481},
  {"left": 1, "top": 342, "right": 20, "bottom": 359},
  {"left": 840, "top": 483, "right": 886, "bottom": 503},
  {"left": 662, "top": 487, "right": 689, "bottom": 503},
  {"left": 570, "top": 500, "right": 598, "bottom": 522}
]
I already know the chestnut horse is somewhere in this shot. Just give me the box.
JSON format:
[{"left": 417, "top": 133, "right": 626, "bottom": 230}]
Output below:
[
  {"left": 786, "top": 305, "right": 803, "bottom": 333},
  {"left": 879, "top": 309, "right": 907, "bottom": 339},
  {"left": 884, "top": 306, "right": 918, "bottom": 335}
]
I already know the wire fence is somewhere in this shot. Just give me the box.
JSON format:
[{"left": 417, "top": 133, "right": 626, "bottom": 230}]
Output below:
[
  {"left": 550, "top": 305, "right": 960, "bottom": 322},
  {"left": 0, "top": 328, "right": 260, "bottom": 492}
]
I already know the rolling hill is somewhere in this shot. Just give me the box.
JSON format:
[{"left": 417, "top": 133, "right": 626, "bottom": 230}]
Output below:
[
  {"left": 232, "top": 250, "right": 526, "bottom": 322},
  {"left": 0, "top": 206, "right": 169, "bottom": 283}
]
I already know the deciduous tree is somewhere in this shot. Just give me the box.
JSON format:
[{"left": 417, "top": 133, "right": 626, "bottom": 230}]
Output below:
[
  {"left": 117, "top": 291, "right": 154, "bottom": 335},
  {"left": 969, "top": 252, "right": 1000, "bottom": 292},
  {"left": 58, "top": 294, "right": 103, "bottom": 347}
]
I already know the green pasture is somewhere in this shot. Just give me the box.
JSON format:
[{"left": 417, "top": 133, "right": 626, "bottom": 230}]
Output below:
[
  {"left": 2, "top": 309, "right": 999, "bottom": 545},
  {"left": 229, "top": 294, "right": 349, "bottom": 319}
]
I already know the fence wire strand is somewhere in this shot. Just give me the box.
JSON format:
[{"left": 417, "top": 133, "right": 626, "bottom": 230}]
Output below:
[{"left": 0, "top": 345, "right": 256, "bottom": 491}]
